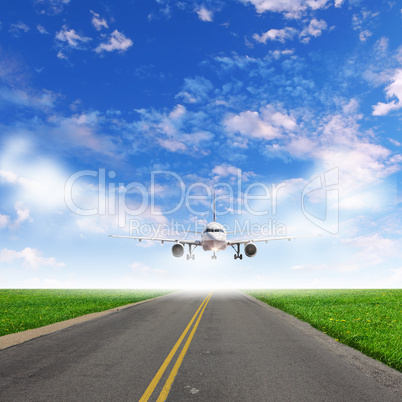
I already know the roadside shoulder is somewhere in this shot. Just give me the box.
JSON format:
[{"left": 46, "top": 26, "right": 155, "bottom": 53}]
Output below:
[
  {"left": 0, "top": 291, "right": 177, "bottom": 350},
  {"left": 240, "top": 291, "right": 402, "bottom": 396}
]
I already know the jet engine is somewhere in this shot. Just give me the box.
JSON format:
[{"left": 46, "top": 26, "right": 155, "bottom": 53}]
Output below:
[
  {"left": 244, "top": 242, "right": 257, "bottom": 257},
  {"left": 172, "top": 243, "right": 185, "bottom": 258}
]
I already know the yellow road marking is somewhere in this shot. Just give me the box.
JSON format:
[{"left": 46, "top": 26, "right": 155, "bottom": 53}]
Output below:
[
  {"left": 156, "top": 292, "right": 212, "bottom": 402},
  {"left": 139, "top": 292, "right": 212, "bottom": 402}
]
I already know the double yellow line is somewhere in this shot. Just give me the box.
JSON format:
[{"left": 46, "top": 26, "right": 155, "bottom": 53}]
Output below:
[{"left": 139, "top": 291, "right": 213, "bottom": 402}]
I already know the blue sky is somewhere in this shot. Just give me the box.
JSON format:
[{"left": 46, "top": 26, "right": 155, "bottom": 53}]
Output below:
[{"left": 0, "top": 0, "right": 401, "bottom": 288}]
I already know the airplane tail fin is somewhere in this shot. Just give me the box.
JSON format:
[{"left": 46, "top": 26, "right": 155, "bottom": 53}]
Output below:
[{"left": 213, "top": 191, "right": 216, "bottom": 222}]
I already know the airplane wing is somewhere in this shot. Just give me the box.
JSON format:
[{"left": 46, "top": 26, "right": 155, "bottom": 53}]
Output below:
[
  {"left": 109, "top": 235, "right": 201, "bottom": 245},
  {"left": 227, "top": 234, "right": 321, "bottom": 245}
]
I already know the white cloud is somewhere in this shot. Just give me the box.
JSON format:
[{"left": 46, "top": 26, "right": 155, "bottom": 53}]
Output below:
[
  {"left": 359, "top": 30, "right": 372, "bottom": 42},
  {"left": 95, "top": 30, "right": 133, "bottom": 53},
  {"left": 159, "top": 131, "right": 212, "bottom": 153},
  {"left": 317, "top": 115, "right": 400, "bottom": 190},
  {"left": 270, "top": 49, "right": 294, "bottom": 59},
  {"left": 133, "top": 104, "right": 213, "bottom": 154},
  {"left": 242, "top": 0, "right": 304, "bottom": 14},
  {"left": 169, "top": 104, "right": 186, "bottom": 119},
  {"left": 342, "top": 98, "right": 359, "bottom": 114},
  {"left": 55, "top": 25, "right": 92, "bottom": 48},
  {"left": 372, "top": 69, "right": 402, "bottom": 116},
  {"left": 158, "top": 138, "right": 187, "bottom": 152},
  {"left": 241, "top": 0, "right": 330, "bottom": 18},
  {"left": 341, "top": 235, "right": 399, "bottom": 265},
  {"left": 176, "top": 76, "right": 213, "bottom": 104},
  {"left": 300, "top": 18, "right": 327, "bottom": 43},
  {"left": 90, "top": 10, "right": 108, "bottom": 31},
  {"left": 0, "top": 169, "right": 18, "bottom": 183},
  {"left": 196, "top": 7, "right": 213, "bottom": 22},
  {"left": 306, "top": 0, "right": 329, "bottom": 10},
  {"left": 374, "top": 36, "right": 389, "bottom": 54},
  {"left": 267, "top": 106, "right": 298, "bottom": 130},
  {"left": 0, "top": 87, "right": 57, "bottom": 110},
  {"left": 268, "top": 135, "right": 316, "bottom": 160},
  {"left": 254, "top": 19, "right": 327, "bottom": 45},
  {"left": 0, "top": 169, "right": 34, "bottom": 187},
  {"left": 0, "top": 247, "right": 65, "bottom": 269},
  {"left": 352, "top": 9, "right": 378, "bottom": 42},
  {"left": 0, "top": 214, "right": 9, "bottom": 229},
  {"left": 212, "top": 53, "right": 273, "bottom": 76},
  {"left": 48, "top": 112, "right": 117, "bottom": 155},
  {"left": 57, "top": 50, "right": 67, "bottom": 60},
  {"left": 0, "top": 139, "right": 70, "bottom": 210},
  {"left": 212, "top": 165, "right": 241, "bottom": 178},
  {"left": 130, "top": 262, "right": 167, "bottom": 275},
  {"left": 130, "top": 262, "right": 150, "bottom": 272},
  {"left": 225, "top": 111, "right": 279, "bottom": 140},
  {"left": 34, "top": 0, "right": 70, "bottom": 15},
  {"left": 37, "top": 24, "right": 49, "bottom": 34},
  {"left": 224, "top": 105, "right": 297, "bottom": 141},
  {"left": 0, "top": 202, "right": 30, "bottom": 229},
  {"left": 253, "top": 27, "right": 297, "bottom": 44},
  {"left": 389, "top": 138, "right": 401, "bottom": 146},
  {"left": 266, "top": 106, "right": 401, "bottom": 215},
  {"left": 9, "top": 22, "right": 30, "bottom": 36},
  {"left": 14, "top": 201, "right": 30, "bottom": 226},
  {"left": 1, "top": 166, "right": 66, "bottom": 210}
]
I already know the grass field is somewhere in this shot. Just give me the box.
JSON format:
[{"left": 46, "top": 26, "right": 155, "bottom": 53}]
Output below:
[
  {"left": 246, "top": 289, "right": 402, "bottom": 372},
  {"left": 0, "top": 289, "right": 173, "bottom": 337}
]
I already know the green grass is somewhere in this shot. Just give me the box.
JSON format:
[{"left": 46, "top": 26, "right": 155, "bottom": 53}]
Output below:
[
  {"left": 245, "top": 289, "right": 402, "bottom": 372},
  {"left": 0, "top": 289, "right": 173, "bottom": 337}
]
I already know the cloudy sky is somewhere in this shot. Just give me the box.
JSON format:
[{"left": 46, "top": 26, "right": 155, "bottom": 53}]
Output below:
[{"left": 0, "top": 0, "right": 401, "bottom": 289}]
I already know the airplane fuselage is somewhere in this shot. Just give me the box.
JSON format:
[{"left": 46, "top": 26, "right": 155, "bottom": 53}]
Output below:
[{"left": 201, "top": 222, "right": 227, "bottom": 252}]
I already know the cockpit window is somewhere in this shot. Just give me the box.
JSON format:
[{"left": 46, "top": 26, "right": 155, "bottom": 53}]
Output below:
[{"left": 205, "top": 228, "right": 225, "bottom": 233}]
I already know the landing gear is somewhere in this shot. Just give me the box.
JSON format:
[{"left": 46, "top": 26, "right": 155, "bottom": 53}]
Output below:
[
  {"left": 231, "top": 244, "right": 243, "bottom": 260},
  {"left": 211, "top": 252, "right": 217, "bottom": 260},
  {"left": 187, "top": 244, "right": 197, "bottom": 260}
]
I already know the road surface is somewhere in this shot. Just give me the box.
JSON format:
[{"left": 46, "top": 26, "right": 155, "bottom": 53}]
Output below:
[{"left": 0, "top": 291, "right": 401, "bottom": 401}]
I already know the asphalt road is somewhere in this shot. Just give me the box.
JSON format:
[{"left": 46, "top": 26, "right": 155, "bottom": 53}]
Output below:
[{"left": 0, "top": 291, "right": 401, "bottom": 401}]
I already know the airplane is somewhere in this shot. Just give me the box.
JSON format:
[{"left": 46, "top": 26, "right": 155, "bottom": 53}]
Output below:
[{"left": 109, "top": 195, "right": 319, "bottom": 260}]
